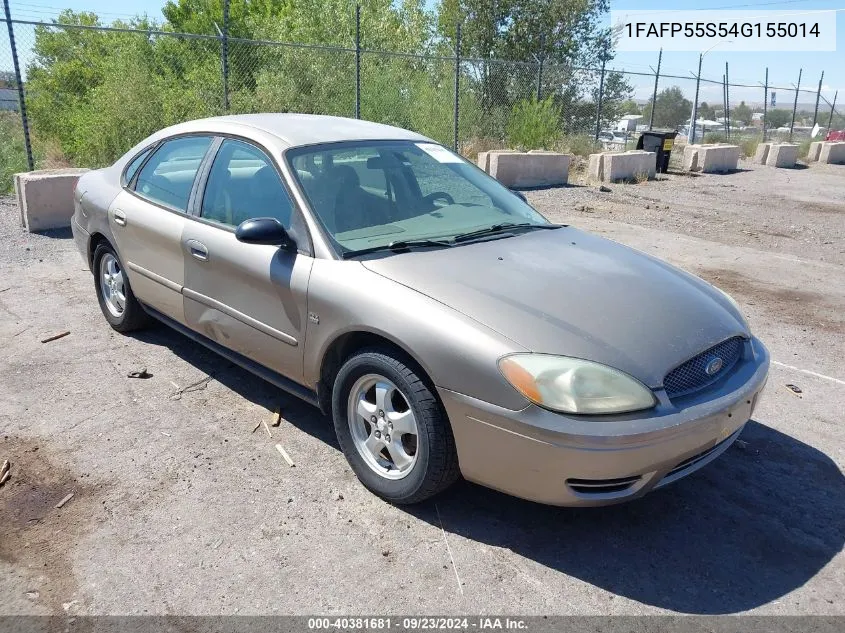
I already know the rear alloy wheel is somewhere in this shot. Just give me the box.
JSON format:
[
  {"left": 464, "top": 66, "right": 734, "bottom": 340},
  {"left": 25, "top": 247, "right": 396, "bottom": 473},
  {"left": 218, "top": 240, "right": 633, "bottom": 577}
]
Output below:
[
  {"left": 332, "top": 349, "right": 460, "bottom": 504},
  {"left": 93, "top": 243, "right": 151, "bottom": 332}
]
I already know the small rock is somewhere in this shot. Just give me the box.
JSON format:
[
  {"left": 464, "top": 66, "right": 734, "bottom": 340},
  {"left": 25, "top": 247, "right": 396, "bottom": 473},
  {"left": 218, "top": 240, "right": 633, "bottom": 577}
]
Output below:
[
  {"left": 382, "top": 550, "right": 390, "bottom": 557},
  {"left": 645, "top": 204, "right": 650, "bottom": 209},
  {"left": 336, "top": 493, "right": 344, "bottom": 501},
  {"left": 25, "top": 591, "right": 39, "bottom": 600},
  {"left": 599, "top": 185, "right": 612, "bottom": 193}
]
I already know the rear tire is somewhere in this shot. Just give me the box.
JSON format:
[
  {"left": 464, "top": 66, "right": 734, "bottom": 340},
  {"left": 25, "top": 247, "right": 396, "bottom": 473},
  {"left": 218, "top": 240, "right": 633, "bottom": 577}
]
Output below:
[
  {"left": 93, "top": 242, "right": 151, "bottom": 333},
  {"left": 332, "top": 348, "right": 460, "bottom": 504}
]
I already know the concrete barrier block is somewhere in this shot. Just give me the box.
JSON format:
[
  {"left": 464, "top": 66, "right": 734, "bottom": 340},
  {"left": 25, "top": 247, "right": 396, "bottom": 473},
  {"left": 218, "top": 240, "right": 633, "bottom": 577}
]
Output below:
[
  {"left": 13, "top": 173, "right": 26, "bottom": 228},
  {"left": 683, "top": 146, "right": 699, "bottom": 171},
  {"left": 683, "top": 144, "right": 739, "bottom": 173},
  {"left": 819, "top": 141, "right": 845, "bottom": 164},
  {"left": 478, "top": 150, "right": 521, "bottom": 173},
  {"left": 14, "top": 168, "right": 89, "bottom": 232},
  {"left": 588, "top": 153, "right": 605, "bottom": 182},
  {"left": 766, "top": 143, "right": 799, "bottom": 168},
  {"left": 808, "top": 141, "right": 824, "bottom": 162},
  {"left": 488, "top": 152, "right": 571, "bottom": 187},
  {"left": 605, "top": 150, "right": 656, "bottom": 182},
  {"left": 588, "top": 151, "right": 655, "bottom": 183},
  {"left": 753, "top": 143, "right": 771, "bottom": 165}
]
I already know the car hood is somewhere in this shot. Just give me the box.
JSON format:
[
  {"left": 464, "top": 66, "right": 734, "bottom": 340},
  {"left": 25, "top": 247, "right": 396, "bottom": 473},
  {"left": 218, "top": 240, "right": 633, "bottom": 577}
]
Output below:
[{"left": 361, "top": 227, "right": 749, "bottom": 388}]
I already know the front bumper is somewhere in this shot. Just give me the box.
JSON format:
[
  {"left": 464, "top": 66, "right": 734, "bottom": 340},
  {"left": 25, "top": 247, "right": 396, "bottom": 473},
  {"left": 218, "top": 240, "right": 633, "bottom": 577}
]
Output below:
[{"left": 439, "top": 337, "right": 770, "bottom": 506}]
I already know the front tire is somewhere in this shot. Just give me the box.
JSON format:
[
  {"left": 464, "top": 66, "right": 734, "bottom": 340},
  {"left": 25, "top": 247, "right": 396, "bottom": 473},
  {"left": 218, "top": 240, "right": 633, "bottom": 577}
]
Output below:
[
  {"left": 93, "top": 243, "right": 151, "bottom": 332},
  {"left": 332, "top": 349, "right": 460, "bottom": 504}
]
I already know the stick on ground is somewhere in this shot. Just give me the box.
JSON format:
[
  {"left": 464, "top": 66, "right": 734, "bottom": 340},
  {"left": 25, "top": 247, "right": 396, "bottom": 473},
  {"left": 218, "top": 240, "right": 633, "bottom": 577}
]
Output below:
[
  {"left": 275, "top": 444, "right": 295, "bottom": 467},
  {"left": 55, "top": 493, "right": 75, "bottom": 509},
  {"left": 41, "top": 331, "right": 70, "bottom": 344}
]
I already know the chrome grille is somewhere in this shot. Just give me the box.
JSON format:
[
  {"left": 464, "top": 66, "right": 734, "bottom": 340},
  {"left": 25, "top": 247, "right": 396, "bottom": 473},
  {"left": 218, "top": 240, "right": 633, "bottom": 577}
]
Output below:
[{"left": 663, "top": 337, "right": 744, "bottom": 399}]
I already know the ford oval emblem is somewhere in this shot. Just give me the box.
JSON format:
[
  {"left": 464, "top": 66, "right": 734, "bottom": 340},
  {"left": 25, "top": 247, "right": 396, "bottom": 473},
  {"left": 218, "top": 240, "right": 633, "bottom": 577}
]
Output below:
[{"left": 705, "top": 357, "right": 724, "bottom": 376}]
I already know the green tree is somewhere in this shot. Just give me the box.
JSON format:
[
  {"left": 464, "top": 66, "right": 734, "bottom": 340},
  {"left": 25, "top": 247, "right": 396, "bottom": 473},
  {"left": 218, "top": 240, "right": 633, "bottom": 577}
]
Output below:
[
  {"left": 642, "top": 86, "right": 692, "bottom": 129},
  {"left": 618, "top": 99, "right": 641, "bottom": 116},
  {"left": 697, "top": 102, "right": 715, "bottom": 120},
  {"left": 731, "top": 100, "right": 753, "bottom": 126},
  {"left": 765, "top": 108, "right": 792, "bottom": 129},
  {"left": 593, "top": 71, "right": 635, "bottom": 130},
  {"left": 506, "top": 97, "right": 561, "bottom": 149}
]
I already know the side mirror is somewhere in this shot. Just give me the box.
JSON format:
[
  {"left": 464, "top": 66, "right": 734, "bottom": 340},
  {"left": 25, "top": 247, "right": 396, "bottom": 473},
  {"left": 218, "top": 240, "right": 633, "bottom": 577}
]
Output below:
[
  {"left": 235, "top": 217, "right": 294, "bottom": 250},
  {"left": 510, "top": 189, "right": 528, "bottom": 202}
]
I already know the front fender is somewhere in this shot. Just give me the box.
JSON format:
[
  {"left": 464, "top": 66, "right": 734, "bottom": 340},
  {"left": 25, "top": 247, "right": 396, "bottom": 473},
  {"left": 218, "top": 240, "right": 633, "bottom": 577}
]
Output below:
[{"left": 304, "top": 259, "right": 530, "bottom": 411}]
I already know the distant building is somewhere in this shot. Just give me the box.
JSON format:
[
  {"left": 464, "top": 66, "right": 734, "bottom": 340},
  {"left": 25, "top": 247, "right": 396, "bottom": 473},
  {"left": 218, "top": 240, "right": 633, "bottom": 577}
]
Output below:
[
  {"left": 0, "top": 88, "right": 20, "bottom": 112},
  {"left": 615, "top": 114, "right": 643, "bottom": 132}
]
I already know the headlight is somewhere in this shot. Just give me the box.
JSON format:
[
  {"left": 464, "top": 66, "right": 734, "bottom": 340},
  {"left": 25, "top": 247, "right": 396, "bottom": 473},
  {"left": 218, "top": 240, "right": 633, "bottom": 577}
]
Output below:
[{"left": 499, "top": 354, "right": 656, "bottom": 415}]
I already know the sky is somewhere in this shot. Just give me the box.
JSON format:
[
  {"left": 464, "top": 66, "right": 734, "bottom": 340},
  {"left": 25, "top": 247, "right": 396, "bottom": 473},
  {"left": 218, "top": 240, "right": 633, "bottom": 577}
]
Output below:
[{"left": 3, "top": 0, "right": 844, "bottom": 110}]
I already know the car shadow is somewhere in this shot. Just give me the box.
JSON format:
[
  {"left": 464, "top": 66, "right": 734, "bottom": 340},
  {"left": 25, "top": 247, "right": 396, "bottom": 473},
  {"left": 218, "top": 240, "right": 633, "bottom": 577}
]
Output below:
[
  {"left": 130, "top": 325, "right": 339, "bottom": 448},
  {"left": 407, "top": 419, "right": 845, "bottom": 614},
  {"left": 32, "top": 227, "right": 73, "bottom": 240},
  {"left": 126, "top": 326, "right": 844, "bottom": 614}
]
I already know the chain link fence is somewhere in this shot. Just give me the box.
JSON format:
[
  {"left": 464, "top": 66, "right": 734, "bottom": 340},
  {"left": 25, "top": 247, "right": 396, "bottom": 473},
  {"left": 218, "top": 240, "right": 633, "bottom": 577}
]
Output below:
[{"left": 1, "top": 13, "right": 844, "bottom": 193}]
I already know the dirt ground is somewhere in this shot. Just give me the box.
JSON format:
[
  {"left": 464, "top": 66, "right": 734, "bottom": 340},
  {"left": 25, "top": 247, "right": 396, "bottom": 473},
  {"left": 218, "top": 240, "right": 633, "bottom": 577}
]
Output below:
[{"left": 0, "top": 159, "right": 843, "bottom": 616}]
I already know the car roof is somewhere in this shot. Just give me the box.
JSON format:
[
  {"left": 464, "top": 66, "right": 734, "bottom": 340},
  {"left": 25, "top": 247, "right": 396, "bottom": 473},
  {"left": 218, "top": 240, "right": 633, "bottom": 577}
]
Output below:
[{"left": 158, "top": 113, "right": 433, "bottom": 149}]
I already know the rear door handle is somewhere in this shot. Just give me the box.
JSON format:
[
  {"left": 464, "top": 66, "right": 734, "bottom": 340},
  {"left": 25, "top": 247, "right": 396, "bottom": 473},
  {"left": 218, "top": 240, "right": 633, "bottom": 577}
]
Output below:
[
  {"left": 185, "top": 239, "right": 208, "bottom": 262},
  {"left": 113, "top": 209, "right": 127, "bottom": 227}
]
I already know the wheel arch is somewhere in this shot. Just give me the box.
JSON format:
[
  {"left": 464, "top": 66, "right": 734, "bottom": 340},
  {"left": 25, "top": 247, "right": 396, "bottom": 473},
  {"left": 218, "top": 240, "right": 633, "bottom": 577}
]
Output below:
[
  {"left": 88, "top": 232, "right": 114, "bottom": 269},
  {"left": 316, "top": 329, "right": 440, "bottom": 417}
]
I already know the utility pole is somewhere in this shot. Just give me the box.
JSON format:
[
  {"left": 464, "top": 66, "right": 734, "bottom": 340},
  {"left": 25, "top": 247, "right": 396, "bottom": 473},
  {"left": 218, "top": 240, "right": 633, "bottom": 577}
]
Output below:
[
  {"left": 762, "top": 68, "right": 769, "bottom": 142},
  {"left": 648, "top": 48, "right": 662, "bottom": 130},
  {"left": 690, "top": 53, "right": 703, "bottom": 144},
  {"left": 812, "top": 71, "right": 824, "bottom": 127},
  {"left": 790, "top": 68, "right": 802, "bottom": 142}
]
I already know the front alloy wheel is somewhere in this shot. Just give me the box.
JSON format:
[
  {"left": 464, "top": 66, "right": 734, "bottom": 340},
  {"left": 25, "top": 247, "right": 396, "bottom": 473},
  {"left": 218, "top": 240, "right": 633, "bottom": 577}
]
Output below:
[
  {"left": 347, "top": 374, "right": 419, "bottom": 480},
  {"left": 332, "top": 348, "right": 460, "bottom": 504}
]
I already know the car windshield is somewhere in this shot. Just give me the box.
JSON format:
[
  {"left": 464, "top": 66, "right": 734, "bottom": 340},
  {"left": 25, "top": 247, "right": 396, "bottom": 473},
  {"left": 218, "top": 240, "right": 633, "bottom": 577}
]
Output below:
[{"left": 286, "top": 141, "right": 550, "bottom": 255}]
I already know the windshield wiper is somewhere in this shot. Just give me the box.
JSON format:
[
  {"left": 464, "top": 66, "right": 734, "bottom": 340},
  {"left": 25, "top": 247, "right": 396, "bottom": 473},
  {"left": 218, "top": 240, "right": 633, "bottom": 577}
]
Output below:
[
  {"left": 342, "top": 239, "right": 453, "bottom": 259},
  {"left": 453, "top": 222, "right": 560, "bottom": 243}
]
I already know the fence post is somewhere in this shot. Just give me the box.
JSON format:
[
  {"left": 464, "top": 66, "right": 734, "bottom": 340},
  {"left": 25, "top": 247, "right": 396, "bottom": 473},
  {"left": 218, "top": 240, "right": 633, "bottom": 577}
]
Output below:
[
  {"left": 453, "top": 23, "right": 461, "bottom": 152},
  {"left": 722, "top": 74, "right": 728, "bottom": 137},
  {"left": 762, "top": 67, "right": 768, "bottom": 142},
  {"left": 790, "top": 68, "right": 802, "bottom": 142},
  {"left": 593, "top": 58, "right": 606, "bottom": 142},
  {"left": 3, "top": 0, "right": 34, "bottom": 172},
  {"left": 828, "top": 90, "right": 838, "bottom": 131},
  {"left": 648, "top": 48, "right": 661, "bottom": 130},
  {"left": 725, "top": 62, "right": 730, "bottom": 140},
  {"left": 221, "top": 0, "right": 229, "bottom": 113},
  {"left": 355, "top": 4, "right": 361, "bottom": 119},
  {"left": 535, "top": 35, "right": 545, "bottom": 102},
  {"left": 690, "top": 53, "right": 702, "bottom": 144},
  {"left": 812, "top": 70, "right": 823, "bottom": 127}
]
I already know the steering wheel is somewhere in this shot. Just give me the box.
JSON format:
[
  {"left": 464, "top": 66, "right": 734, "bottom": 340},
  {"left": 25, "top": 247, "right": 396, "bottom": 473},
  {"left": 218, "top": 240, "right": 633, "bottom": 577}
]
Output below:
[{"left": 422, "top": 191, "right": 455, "bottom": 207}]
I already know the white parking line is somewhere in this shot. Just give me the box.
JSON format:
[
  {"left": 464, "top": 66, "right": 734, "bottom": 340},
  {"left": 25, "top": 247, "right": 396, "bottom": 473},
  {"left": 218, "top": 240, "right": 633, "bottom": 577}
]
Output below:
[
  {"left": 772, "top": 360, "right": 845, "bottom": 386},
  {"left": 436, "top": 503, "right": 464, "bottom": 596}
]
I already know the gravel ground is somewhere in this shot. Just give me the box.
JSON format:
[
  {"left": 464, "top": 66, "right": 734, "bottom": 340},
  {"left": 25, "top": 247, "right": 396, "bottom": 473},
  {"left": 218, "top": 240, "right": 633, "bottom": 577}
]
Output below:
[{"left": 0, "top": 160, "right": 843, "bottom": 617}]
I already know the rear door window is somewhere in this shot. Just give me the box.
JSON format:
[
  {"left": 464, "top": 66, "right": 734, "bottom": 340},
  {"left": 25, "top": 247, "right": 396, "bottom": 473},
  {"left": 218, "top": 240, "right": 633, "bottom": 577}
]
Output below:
[
  {"left": 123, "top": 146, "right": 153, "bottom": 186},
  {"left": 134, "top": 136, "right": 213, "bottom": 212}
]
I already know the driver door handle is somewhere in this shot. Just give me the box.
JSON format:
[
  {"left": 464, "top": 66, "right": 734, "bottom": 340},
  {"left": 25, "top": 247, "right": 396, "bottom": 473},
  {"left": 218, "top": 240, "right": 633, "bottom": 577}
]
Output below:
[
  {"left": 185, "top": 239, "right": 208, "bottom": 262},
  {"left": 113, "top": 209, "right": 127, "bottom": 227}
]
